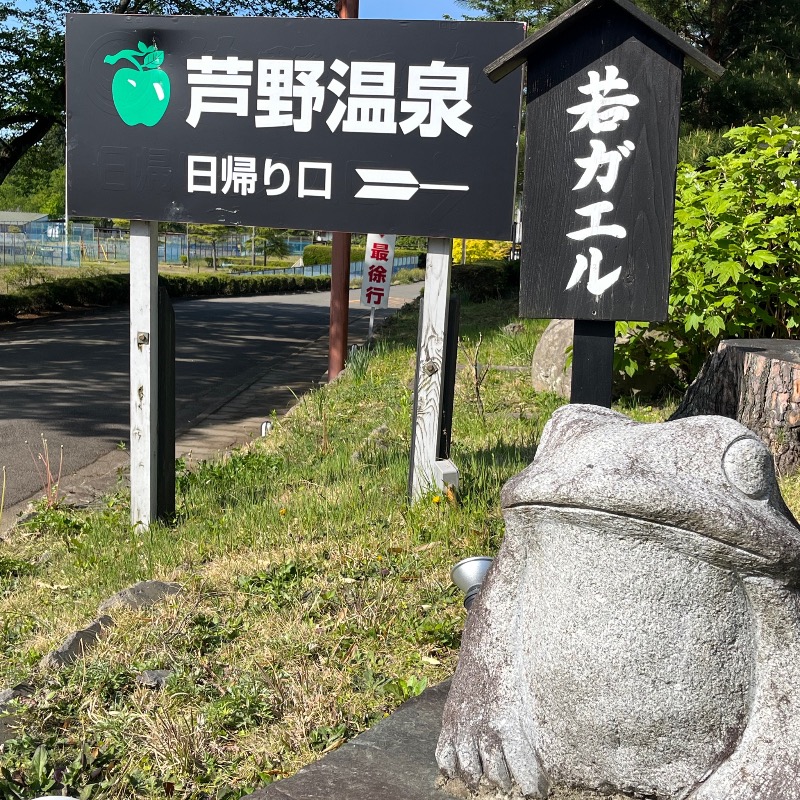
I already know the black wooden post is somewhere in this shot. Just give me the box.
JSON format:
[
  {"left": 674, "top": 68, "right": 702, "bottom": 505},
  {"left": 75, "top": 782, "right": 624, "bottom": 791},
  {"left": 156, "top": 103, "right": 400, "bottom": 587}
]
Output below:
[
  {"left": 407, "top": 297, "right": 425, "bottom": 500},
  {"left": 157, "top": 286, "right": 175, "bottom": 520},
  {"left": 571, "top": 320, "right": 614, "bottom": 406},
  {"left": 439, "top": 294, "right": 461, "bottom": 459}
]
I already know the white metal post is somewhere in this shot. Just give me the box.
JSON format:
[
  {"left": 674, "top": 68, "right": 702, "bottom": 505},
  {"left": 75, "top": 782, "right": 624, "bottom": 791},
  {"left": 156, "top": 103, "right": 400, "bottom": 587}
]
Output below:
[
  {"left": 410, "top": 237, "right": 453, "bottom": 500},
  {"left": 130, "top": 220, "right": 159, "bottom": 530}
]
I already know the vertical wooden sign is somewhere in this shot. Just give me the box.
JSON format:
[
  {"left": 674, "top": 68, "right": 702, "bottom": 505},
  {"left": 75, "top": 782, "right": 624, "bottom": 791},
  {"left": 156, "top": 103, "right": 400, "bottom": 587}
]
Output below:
[
  {"left": 485, "top": 0, "right": 723, "bottom": 403},
  {"left": 520, "top": 11, "right": 682, "bottom": 322}
]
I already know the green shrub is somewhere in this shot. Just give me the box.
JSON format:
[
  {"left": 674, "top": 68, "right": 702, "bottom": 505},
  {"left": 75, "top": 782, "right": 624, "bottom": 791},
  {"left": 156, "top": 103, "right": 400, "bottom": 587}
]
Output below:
[
  {"left": 0, "top": 272, "right": 331, "bottom": 322},
  {"left": 303, "top": 244, "right": 335, "bottom": 266},
  {"left": 393, "top": 268, "right": 425, "bottom": 284},
  {"left": 0, "top": 294, "right": 22, "bottom": 319},
  {"left": 5, "top": 264, "right": 48, "bottom": 291},
  {"left": 75, "top": 264, "right": 111, "bottom": 279},
  {"left": 228, "top": 259, "right": 294, "bottom": 273},
  {"left": 450, "top": 260, "right": 518, "bottom": 302},
  {"left": 616, "top": 117, "right": 800, "bottom": 390},
  {"left": 302, "top": 244, "right": 422, "bottom": 266},
  {"left": 159, "top": 273, "right": 330, "bottom": 297}
]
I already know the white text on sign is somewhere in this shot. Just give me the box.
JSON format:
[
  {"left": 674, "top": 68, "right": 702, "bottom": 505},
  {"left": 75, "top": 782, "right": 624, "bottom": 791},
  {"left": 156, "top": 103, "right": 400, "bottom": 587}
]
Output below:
[
  {"left": 185, "top": 57, "right": 473, "bottom": 138},
  {"left": 565, "top": 65, "right": 640, "bottom": 297}
]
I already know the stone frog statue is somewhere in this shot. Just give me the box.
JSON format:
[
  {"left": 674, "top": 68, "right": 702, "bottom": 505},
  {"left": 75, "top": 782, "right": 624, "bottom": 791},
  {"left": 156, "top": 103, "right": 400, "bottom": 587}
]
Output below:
[{"left": 437, "top": 405, "right": 800, "bottom": 800}]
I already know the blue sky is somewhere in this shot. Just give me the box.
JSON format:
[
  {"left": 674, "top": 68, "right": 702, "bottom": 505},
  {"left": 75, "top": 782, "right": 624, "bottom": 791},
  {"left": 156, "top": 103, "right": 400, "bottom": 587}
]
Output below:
[{"left": 358, "top": 0, "right": 470, "bottom": 20}]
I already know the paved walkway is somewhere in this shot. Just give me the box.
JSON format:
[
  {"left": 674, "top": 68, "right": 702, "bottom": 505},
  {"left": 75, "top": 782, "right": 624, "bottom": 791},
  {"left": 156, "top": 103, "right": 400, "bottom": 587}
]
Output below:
[{"left": 1, "top": 286, "right": 419, "bottom": 531}]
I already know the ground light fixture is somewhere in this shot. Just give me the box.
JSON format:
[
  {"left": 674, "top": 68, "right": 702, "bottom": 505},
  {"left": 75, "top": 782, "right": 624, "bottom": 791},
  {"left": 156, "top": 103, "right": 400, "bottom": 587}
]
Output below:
[{"left": 451, "top": 556, "right": 494, "bottom": 610}]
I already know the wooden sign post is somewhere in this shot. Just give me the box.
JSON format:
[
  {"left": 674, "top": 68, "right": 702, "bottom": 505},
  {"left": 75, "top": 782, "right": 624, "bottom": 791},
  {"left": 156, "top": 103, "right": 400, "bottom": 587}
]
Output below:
[
  {"left": 66, "top": 16, "right": 525, "bottom": 520},
  {"left": 486, "top": 0, "right": 723, "bottom": 405},
  {"left": 409, "top": 237, "right": 458, "bottom": 500},
  {"left": 129, "top": 220, "right": 159, "bottom": 530}
]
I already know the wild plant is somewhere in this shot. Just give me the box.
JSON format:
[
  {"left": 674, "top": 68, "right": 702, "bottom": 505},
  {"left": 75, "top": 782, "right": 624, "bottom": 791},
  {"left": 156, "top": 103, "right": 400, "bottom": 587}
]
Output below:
[
  {"left": 26, "top": 434, "right": 63, "bottom": 508},
  {"left": 459, "top": 333, "right": 490, "bottom": 423},
  {"left": 0, "top": 465, "right": 6, "bottom": 529}
]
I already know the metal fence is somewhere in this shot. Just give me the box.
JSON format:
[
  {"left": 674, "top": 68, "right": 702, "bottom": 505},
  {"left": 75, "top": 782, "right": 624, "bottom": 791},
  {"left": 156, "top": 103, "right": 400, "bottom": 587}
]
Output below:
[
  {"left": 0, "top": 228, "right": 313, "bottom": 268},
  {"left": 233, "top": 255, "right": 421, "bottom": 280}
]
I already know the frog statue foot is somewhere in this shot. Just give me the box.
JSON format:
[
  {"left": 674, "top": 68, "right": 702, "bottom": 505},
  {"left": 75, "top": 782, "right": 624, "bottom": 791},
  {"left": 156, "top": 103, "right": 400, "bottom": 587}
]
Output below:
[{"left": 437, "top": 405, "right": 800, "bottom": 800}]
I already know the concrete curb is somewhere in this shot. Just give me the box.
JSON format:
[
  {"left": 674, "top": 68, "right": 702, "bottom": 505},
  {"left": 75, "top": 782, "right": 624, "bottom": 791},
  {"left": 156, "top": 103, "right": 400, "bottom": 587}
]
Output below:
[{"left": 242, "top": 680, "right": 452, "bottom": 800}]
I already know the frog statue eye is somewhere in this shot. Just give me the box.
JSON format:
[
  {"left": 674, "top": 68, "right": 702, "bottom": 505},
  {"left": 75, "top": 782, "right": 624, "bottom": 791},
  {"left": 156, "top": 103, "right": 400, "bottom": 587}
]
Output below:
[{"left": 722, "top": 436, "right": 773, "bottom": 499}]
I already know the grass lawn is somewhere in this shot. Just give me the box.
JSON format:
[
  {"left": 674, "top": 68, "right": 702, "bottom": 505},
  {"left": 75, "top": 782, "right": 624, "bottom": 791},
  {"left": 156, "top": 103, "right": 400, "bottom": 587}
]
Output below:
[{"left": 1, "top": 294, "right": 796, "bottom": 799}]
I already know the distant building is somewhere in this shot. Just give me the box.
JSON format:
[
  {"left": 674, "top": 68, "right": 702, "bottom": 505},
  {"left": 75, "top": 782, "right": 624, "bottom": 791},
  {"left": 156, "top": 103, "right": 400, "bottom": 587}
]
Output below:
[{"left": 0, "top": 212, "right": 49, "bottom": 235}]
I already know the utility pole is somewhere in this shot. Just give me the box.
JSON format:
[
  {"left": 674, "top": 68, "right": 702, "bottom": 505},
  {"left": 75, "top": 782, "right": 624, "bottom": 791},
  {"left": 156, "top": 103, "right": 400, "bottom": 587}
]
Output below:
[{"left": 328, "top": 0, "right": 359, "bottom": 382}]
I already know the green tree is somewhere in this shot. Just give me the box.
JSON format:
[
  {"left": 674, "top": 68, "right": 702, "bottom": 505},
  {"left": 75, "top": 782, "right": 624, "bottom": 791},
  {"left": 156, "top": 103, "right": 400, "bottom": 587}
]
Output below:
[
  {"left": 451, "top": 0, "right": 570, "bottom": 24},
  {"left": 454, "top": 0, "right": 800, "bottom": 129},
  {"left": 190, "top": 223, "right": 235, "bottom": 270},
  {"left": 0, "top": 127, "right": 65, "bottom": 213},
  {"left": 261, "top": 230, "right": 291, "bottom": 263},
  {"left": 243, "top": 227, "right": 290, "bottom": 265},
  {"left": 0, "top": 0, "right": 333, "bottom": 186}
]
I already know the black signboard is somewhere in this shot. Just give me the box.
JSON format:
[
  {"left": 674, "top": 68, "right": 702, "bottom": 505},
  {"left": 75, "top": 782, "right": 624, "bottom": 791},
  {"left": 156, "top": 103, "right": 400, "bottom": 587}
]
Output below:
[
  {"left": 487, "top": 0, "right": 722, "bottom": 323},
  {"left": 66, "top": 16, "right": 523, "bottom": 239}
]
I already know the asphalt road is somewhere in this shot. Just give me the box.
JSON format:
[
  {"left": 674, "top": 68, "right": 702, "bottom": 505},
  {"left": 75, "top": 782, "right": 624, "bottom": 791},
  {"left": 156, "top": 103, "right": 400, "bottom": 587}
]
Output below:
[{"left": 0, "top": 286, "right": 417, "bottom": 511}]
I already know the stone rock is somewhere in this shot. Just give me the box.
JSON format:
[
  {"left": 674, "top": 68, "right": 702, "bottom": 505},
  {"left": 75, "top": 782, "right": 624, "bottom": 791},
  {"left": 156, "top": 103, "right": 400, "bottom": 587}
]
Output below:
[
  {"left": 98, "top": 580, "right": 182, "bottom": 615},
  {"left": 530, "top": 319, "right": 572, "bottom": 398},
  {"left": 502, "top": 322, "right": 525, "bottom": 336},
  {"left": 0, "top": 683, "right": 32, "bottom": 745},
  {"left": 135, "top": 669, "right": 174, "bottom": 690},
  {"left": 39, "top": 616, "right": 112, "bottom": 670},
  {"left": 437, "top": 404, "right": 800, "bottom": 800},
  {"left": 0, "top": 685, "right": 29, "bottom": 706}
]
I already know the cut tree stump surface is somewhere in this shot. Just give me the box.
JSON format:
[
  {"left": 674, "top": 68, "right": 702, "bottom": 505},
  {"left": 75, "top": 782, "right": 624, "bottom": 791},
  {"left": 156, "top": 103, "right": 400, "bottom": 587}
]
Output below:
[{"left": 672, "top": 339, "right": 800, "bottom": 475}]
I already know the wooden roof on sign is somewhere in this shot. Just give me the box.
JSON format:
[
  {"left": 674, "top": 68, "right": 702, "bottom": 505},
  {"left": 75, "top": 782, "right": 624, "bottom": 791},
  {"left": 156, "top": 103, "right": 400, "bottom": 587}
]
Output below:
[{"left": 485, "top": 0, "right": 725, "bottom": 83}]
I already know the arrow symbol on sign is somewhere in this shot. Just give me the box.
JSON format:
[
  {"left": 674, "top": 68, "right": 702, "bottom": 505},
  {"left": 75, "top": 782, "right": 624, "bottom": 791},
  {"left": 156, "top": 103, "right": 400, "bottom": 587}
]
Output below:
[{"left": 355, "top": 169, "right": 470, "bottom": 201}]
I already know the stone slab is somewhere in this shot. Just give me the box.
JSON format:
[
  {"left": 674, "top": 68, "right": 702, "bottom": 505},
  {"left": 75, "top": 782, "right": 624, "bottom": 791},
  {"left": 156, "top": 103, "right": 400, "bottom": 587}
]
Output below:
[
  {"left": 39, "top": 616, "right": 112, "bottom": 670},
  {"left": 0, "top": 683, "right": 33, "bottom": 745},
  {"left": 530, "top": 319, "right": 572, "bottom": 398},
  {"left": 243, "top": 680, "right": 450, "bottom": 800},
  {"left": 98, "top": 580, "right": 182, "bottom": 615}
]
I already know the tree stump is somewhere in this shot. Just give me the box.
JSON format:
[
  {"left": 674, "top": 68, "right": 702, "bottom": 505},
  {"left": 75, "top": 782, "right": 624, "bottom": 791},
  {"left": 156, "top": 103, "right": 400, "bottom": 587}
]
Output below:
[{"left": 672, "top": 339, "right": 800, "bottom": 476}]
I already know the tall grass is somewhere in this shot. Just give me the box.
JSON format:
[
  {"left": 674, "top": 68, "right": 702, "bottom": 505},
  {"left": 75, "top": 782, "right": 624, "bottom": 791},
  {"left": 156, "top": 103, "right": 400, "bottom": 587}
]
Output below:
[{"left": 0, "top": 297, "right": 675, "bottom": 800}]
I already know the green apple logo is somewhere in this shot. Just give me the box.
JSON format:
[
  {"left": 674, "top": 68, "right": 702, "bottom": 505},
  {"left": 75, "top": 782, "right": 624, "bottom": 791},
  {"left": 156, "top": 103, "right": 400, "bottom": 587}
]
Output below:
[{"left": 104, "top": 41, "right": 170, "bottom": 126}]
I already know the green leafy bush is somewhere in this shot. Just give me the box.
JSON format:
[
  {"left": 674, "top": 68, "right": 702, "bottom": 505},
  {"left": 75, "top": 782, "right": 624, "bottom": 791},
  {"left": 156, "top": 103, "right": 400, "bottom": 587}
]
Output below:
[
  {"left": 302, "top": 244, "right": 421, "bottom": 266},
  {"left": 616, "top": 117, "right": 800, "bottom": 390},
  {"left": 5, "top": 264, "right": 48, "bottom": 291},
  {"left": 75, "top": 264, "right": 111, "bottom": 279},
  {"left": 450, "top": 260, "right": 518, "bottom": 302},
  {"left": 393, "top": 268, "right": 425, "bottom": 284},
  {"left": 0, "top": 272, "right": 331, "bottom": 321},
  {"left": 160, "top": 273, "right": 330, "bottom": 297}
]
